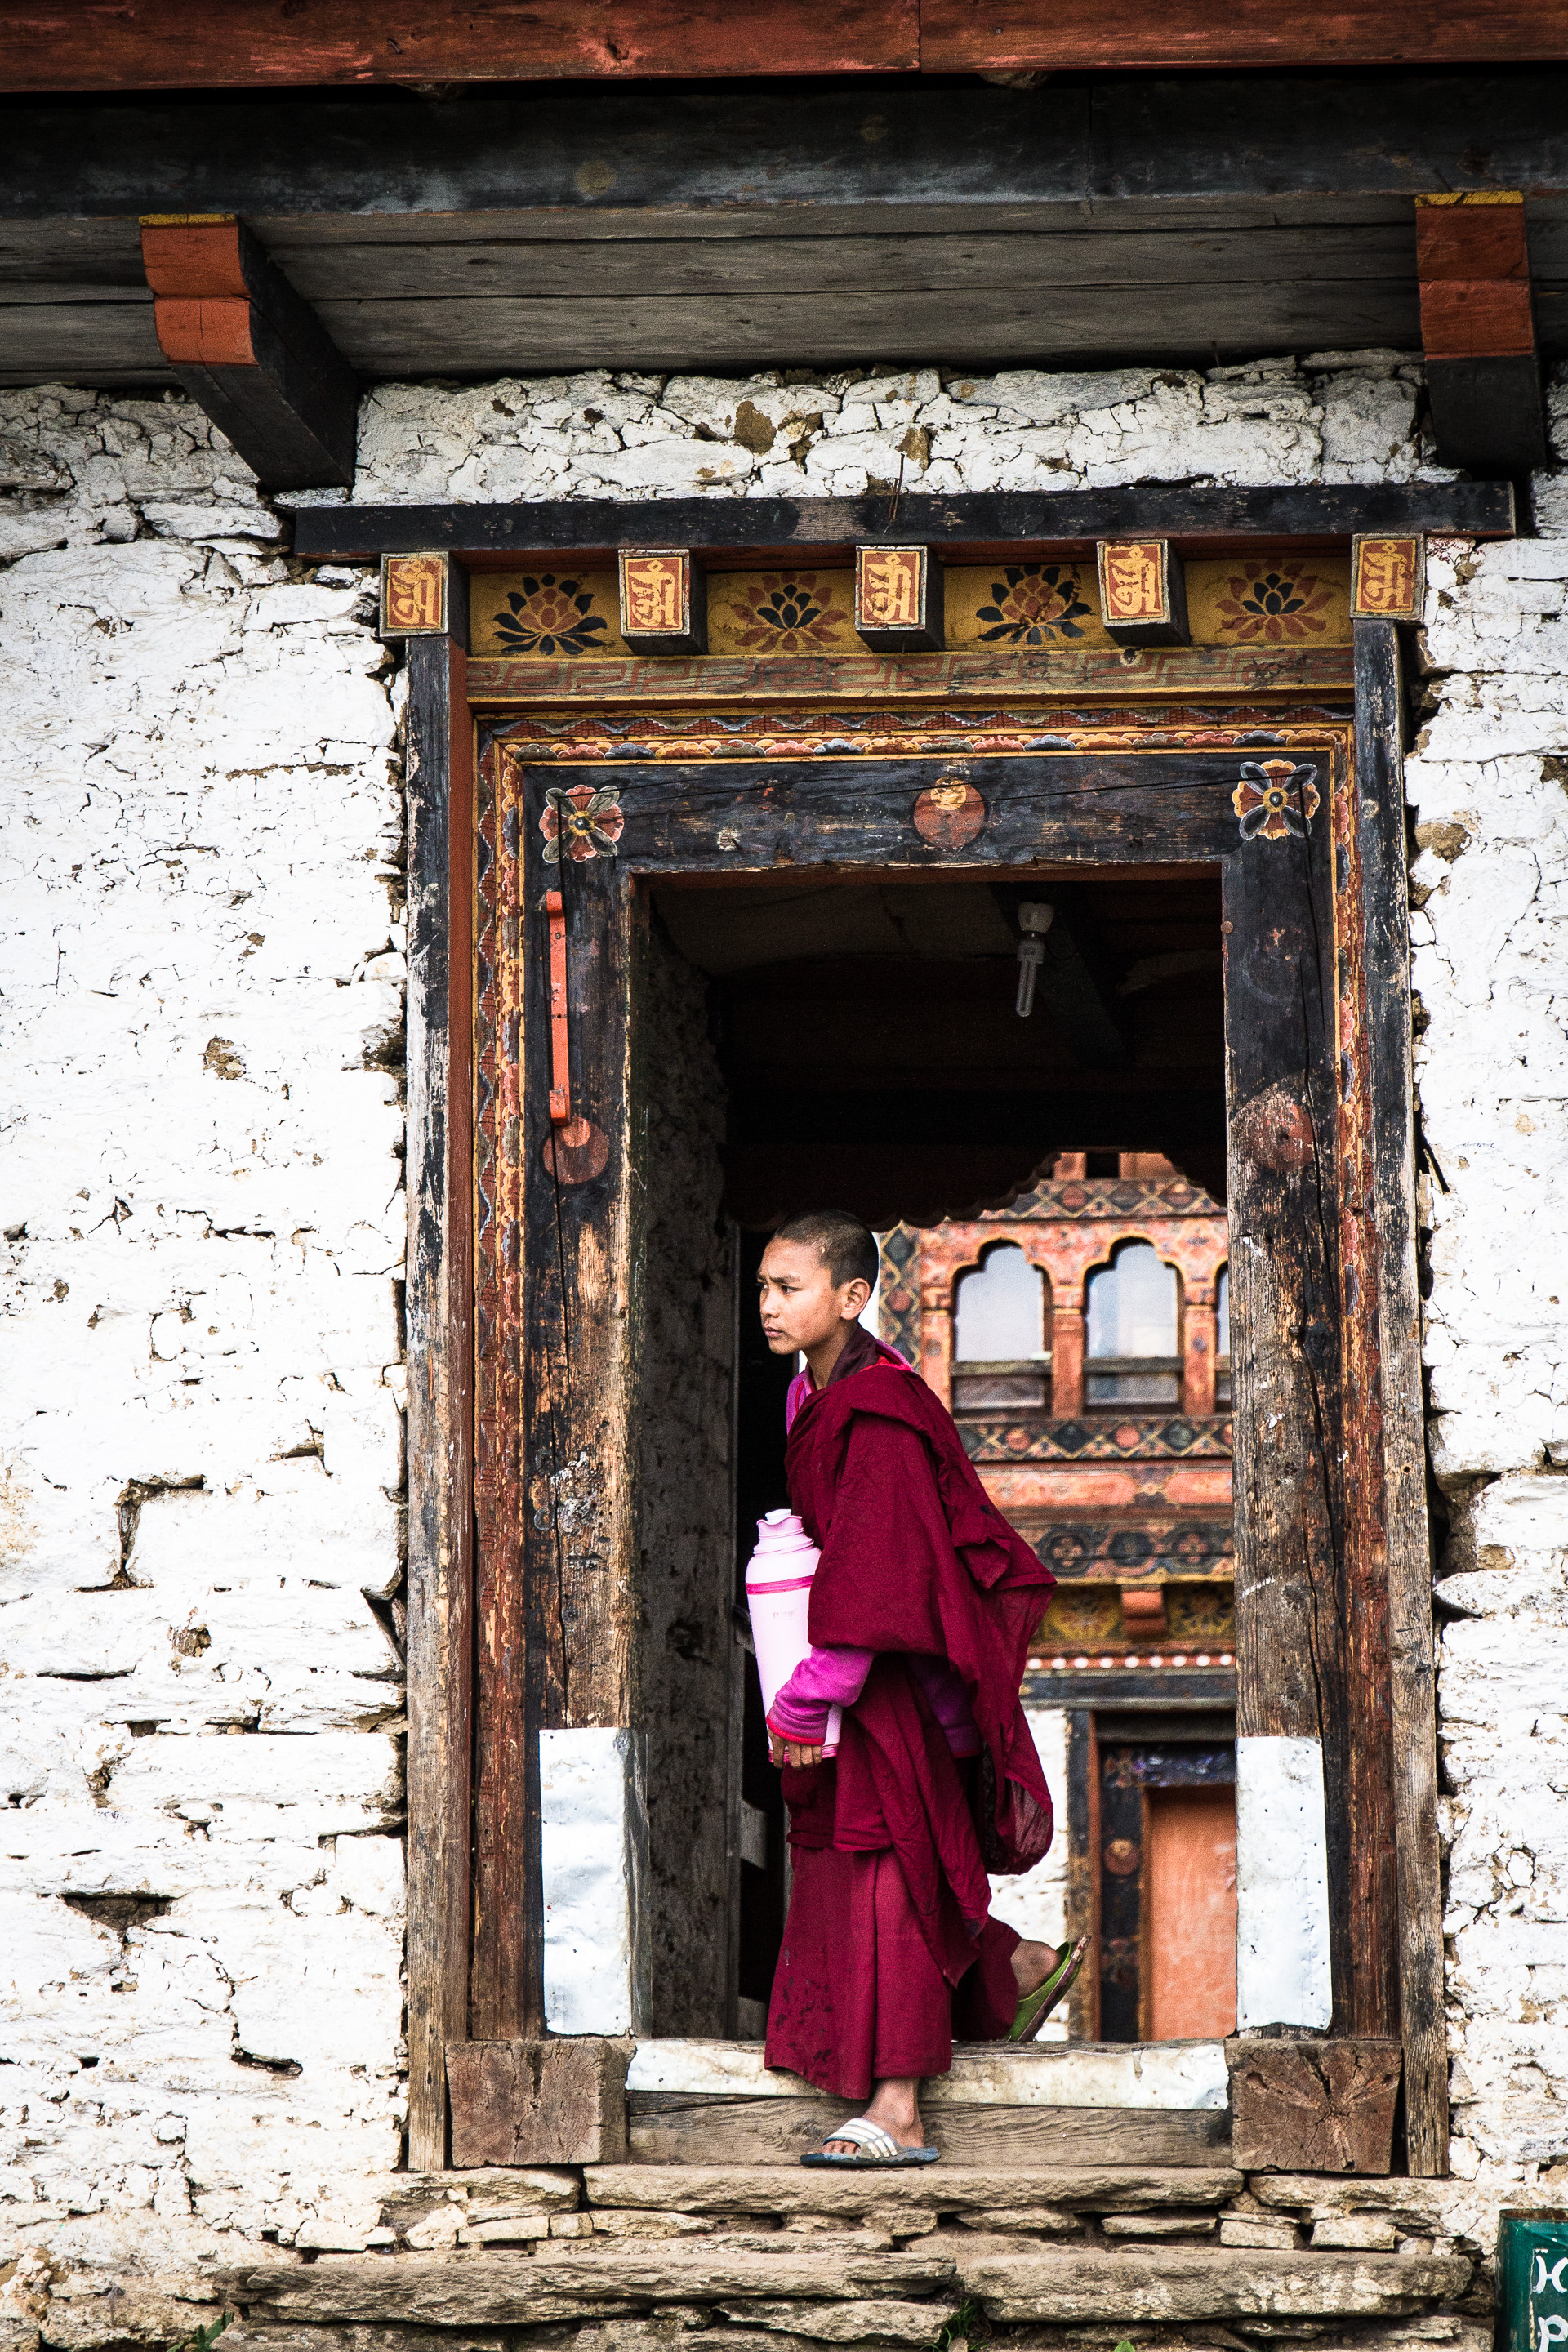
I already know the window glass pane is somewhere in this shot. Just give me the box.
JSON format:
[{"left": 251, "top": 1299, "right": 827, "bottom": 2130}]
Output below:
[
  {"left": 1086, "top": 1242, "right": 1178, "bottom": 1359},
  {"left": 1217, "top": 1267, "right": 1230, "bottom": 1358},
  {"left": 955, "top": 1244, "right": 1045, "bottom": 1361}
]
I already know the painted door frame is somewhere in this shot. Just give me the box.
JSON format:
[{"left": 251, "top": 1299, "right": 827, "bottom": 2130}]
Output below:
[{"left": 392, "top": 548, "right": 1441, "bottom": 2176}]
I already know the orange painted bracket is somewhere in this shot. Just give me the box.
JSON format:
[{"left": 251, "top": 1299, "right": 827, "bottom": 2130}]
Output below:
[
  {"left": 1414, "top": 192, "right": 1548, "bottom": 470},
  {"left": 546, "top": 889, "right": 571, "bottom": 1125},
  {"left": 136, "top": 212, "right": 358, "bottom": 492}
]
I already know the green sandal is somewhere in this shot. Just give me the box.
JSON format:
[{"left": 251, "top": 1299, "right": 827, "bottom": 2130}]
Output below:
[{"left": 1009, "top": 1936, "right": 1089, "bottom": 2041}]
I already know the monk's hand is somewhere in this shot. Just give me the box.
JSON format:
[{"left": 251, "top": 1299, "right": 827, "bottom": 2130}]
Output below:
[{"left": 769, "top": 1735, "right": 823, "bottom": 1769}]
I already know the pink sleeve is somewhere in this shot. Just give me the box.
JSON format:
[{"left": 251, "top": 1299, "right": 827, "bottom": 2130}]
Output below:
[{"left": 766, "top": 1643, "right": 873, "bottom": 1744}]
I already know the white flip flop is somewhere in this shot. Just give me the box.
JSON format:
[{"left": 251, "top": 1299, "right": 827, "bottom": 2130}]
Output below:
[{"left": 800, "top": 2116, "right": 942, "bottom": 2167}]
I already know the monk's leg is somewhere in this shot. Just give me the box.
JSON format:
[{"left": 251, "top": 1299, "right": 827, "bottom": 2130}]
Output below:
[
  {"left": 765, "top": 1845, "right": 879, "bottom": 2100},
  {"left": 823, "top": 1848, "right": 952, "bottom": 2154},
  {"left": 951, "top": 1918, "right": 1077, "bottom": 2040}
]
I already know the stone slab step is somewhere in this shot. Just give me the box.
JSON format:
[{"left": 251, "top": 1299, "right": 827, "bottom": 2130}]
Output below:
[
  {"left": 584, "top": 2164, "right": 1245, "bottom": 2216},
  {"left": 963, "top": 2244, "right": 1472, "bottom": 2323},
  {"left": 222, "top": 2243, "right": 960, "bottom": 2327}
]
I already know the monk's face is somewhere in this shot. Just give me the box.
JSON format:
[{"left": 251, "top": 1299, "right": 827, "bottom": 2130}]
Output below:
[{"left": 758, "top": 1239, "right": 870, "bottom": 1357}]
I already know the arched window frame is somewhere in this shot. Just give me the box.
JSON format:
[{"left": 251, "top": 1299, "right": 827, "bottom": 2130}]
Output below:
[
  {"left": 947, "top": 1236, "right": 1054, "bottom": 1417},
  {"left": 1081, "top": 1232, "right": 1185, "bottom": 1411}
]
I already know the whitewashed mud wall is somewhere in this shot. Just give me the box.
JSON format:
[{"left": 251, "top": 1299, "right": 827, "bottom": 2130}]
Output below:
[
  {"left": 3, "top": 348, "right": 1567, "bottom": 2330},
  {"left": 351, "top": 350, "right": 1429, "bottom": 503},
  {"left": 1410, "top": 372, "right": 1568, "bottom": 2204},
  {"left": 0, "top": 386, "right": 402, "bottom": 2322}
]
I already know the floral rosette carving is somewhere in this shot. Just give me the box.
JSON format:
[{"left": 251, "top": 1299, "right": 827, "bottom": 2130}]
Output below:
[
  {"left": 1232, "top": 758, "right": 1320, "bottom": 841},
  {"left": 732, "top": 574, "right": 851, "bottom": 653},
  {"left": 1214, "top": 568, "right": 1334, "bottom": 644},
  {"left": 541, "top": 784, "right": 626, "bottom": 862},
  {"left": 975, "top": 564, "right": 1093, "bottom": 644},
  {"left": 494, "top": 575, "right": 608, "bottom": 655}
]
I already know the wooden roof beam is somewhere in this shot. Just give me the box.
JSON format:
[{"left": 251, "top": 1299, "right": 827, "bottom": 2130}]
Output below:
[
  {"left": 140, "top": 214, "right": 359, "bottom": 490},
  {"left": 4, "top": 0, "right": 1567, "bottom": 89},
  {"left": 1416, "top": 194, "right": 1548, "bottom": 475}
]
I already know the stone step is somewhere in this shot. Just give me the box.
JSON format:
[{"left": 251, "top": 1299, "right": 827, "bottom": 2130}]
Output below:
[
  {"left": 220, "top": 2243, "right": 959, "bottom": 2328},
  {"left": 963, "top": 2243, "right": 1473, "bottom": 2323},
  {"left": 583, "top": 2163, "right": 1245, "bottom": 2216},
  {"left": 220, "top": 2234, "right": 1472, "bottom": 2336}
]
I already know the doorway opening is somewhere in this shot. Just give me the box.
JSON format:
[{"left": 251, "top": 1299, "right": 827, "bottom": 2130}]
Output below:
[{"left": 635, "top": 867, "right": 1232, "bottom": 2038}]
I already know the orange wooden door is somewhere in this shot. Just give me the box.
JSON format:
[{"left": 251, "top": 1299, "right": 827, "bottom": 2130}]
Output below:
[{"left": 1144, "top": 1785, "right": 1237, "bottom": 2038}]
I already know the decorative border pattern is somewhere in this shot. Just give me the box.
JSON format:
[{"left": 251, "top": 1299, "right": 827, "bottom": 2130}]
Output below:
[
  {"left": 466, "top": 645, "right": 1356, "bottom": 705},
  {"left": 1033, "top": 1520, "right": 1236, "bottom": 1576},
  {"left": 981, "top": 1175, "right": 1222, "bottom": 1220},
  {"left": 960, "top": 1414, "right": 1233, "bottom": 1463},
  {"left": 481, "top": 703, "right": 1351, "bottom": 763}
]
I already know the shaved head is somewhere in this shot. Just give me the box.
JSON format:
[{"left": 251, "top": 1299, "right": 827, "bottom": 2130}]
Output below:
[{"left": 771, "top": 1210, "right": 880, "bottom": 1294}]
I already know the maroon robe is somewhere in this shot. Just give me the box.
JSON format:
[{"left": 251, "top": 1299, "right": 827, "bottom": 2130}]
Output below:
[{"left": 764, "top": 1326, "right": 1056, "bottom": 2098}]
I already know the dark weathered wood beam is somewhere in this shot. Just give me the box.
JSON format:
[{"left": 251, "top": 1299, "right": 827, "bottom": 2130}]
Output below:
[
  {"left": 1, "top": 0, "right": 1563, "bottom": 91},
  {"left": 1416, "top": 194, "right": 1549, "bottom": 474},
  {"left": 392, "top": 555, "right": 475, "bottom": 2168},
  {"left": 1354, "top": 617, "right": 1448, "bottom": 2176},
  {"left": 140, "top": 214, "right": 359, "bottom": 489},
  {"left": 292, "top": 483, "right": 1515, "bottom": 565},
  {"left": 4, "top": 75, "right": 1568, "bottom": 222}
]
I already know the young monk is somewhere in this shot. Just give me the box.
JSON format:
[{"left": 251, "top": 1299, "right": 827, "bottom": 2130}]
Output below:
[{"left": 759, "top": 1209, "right": 1085, "bottom": 2167}]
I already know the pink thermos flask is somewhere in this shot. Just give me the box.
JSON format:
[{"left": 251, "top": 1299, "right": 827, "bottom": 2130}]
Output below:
[{"left": 744, "top": 1509, "right": 842, "bottom": 1757}]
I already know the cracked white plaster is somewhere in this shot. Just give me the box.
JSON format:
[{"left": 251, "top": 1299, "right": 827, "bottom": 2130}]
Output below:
[
  {"left": 1409, "top": 365, "right": 1568, "bottom": 2215},
  {"left": 343, "top": 351, "right": 1446, "bottom": 508},
  {"left": 1, "top": 385, "right": 407, "bottom": 2288}
]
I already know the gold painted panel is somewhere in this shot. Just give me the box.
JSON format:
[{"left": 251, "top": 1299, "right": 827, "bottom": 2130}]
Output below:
[
  {"left": 470, "top": 555, "right": 1353, "bottom": 659},
  {"left": 470, "top": 568, "right": 630, "bottom": 657},
  {"left": 706, "top": 568, "right": 858, "bottom": 652},
  {"left": 1186, "top": 555, "right": 1351, "bottom": 646}
]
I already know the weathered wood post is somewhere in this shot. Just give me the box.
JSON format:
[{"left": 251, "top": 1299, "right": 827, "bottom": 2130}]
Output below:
[{"left": 385, "top": 555, "right": 476, "bottom": 2172}]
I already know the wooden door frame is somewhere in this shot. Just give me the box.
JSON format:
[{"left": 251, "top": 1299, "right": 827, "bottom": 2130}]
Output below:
[{"left": 389, "top": 528, "right": 1445, "bottom": 2176}]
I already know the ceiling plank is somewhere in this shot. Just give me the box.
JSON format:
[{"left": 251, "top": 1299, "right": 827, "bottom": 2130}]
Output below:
[
  {"left": 0, "top": 0, "right": 1561, "bottom": 91},
  {"left": 297, "top": 283, "right": 1425, "bottom": 373},
  {"left": 270, "top": 225, "right": 1423, "bottom": 303},
  {"left": 2, "top": 78, "right": 1568, "bottom": 224}
]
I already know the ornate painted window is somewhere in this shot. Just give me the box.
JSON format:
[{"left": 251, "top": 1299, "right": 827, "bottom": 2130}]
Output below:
[
  {"left": 1085, "top": 1241, "right": 1181, "bottom": 1406},
  {"left": 951, "top": 1241, "right": 1049, "bottom": 1412}
]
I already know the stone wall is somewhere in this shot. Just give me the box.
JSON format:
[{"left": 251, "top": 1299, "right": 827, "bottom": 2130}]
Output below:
[
  {"left": 1407, "top": 368, "right": 1568, "bottom": 2202},
  {"left": 4, "top": 347, "right": 1568, "bottom": 2336},
  {"left": 0, "top": 387, "right": 403, "bottom": 2301},
  {"left": 347, "top": 351, "right": 1432, "bottom": 508}
]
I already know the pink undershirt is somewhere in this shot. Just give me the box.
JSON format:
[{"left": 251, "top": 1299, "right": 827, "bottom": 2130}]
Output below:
[{"left": 766, "top": 1344, "right": 981, "bottom": 1756}]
